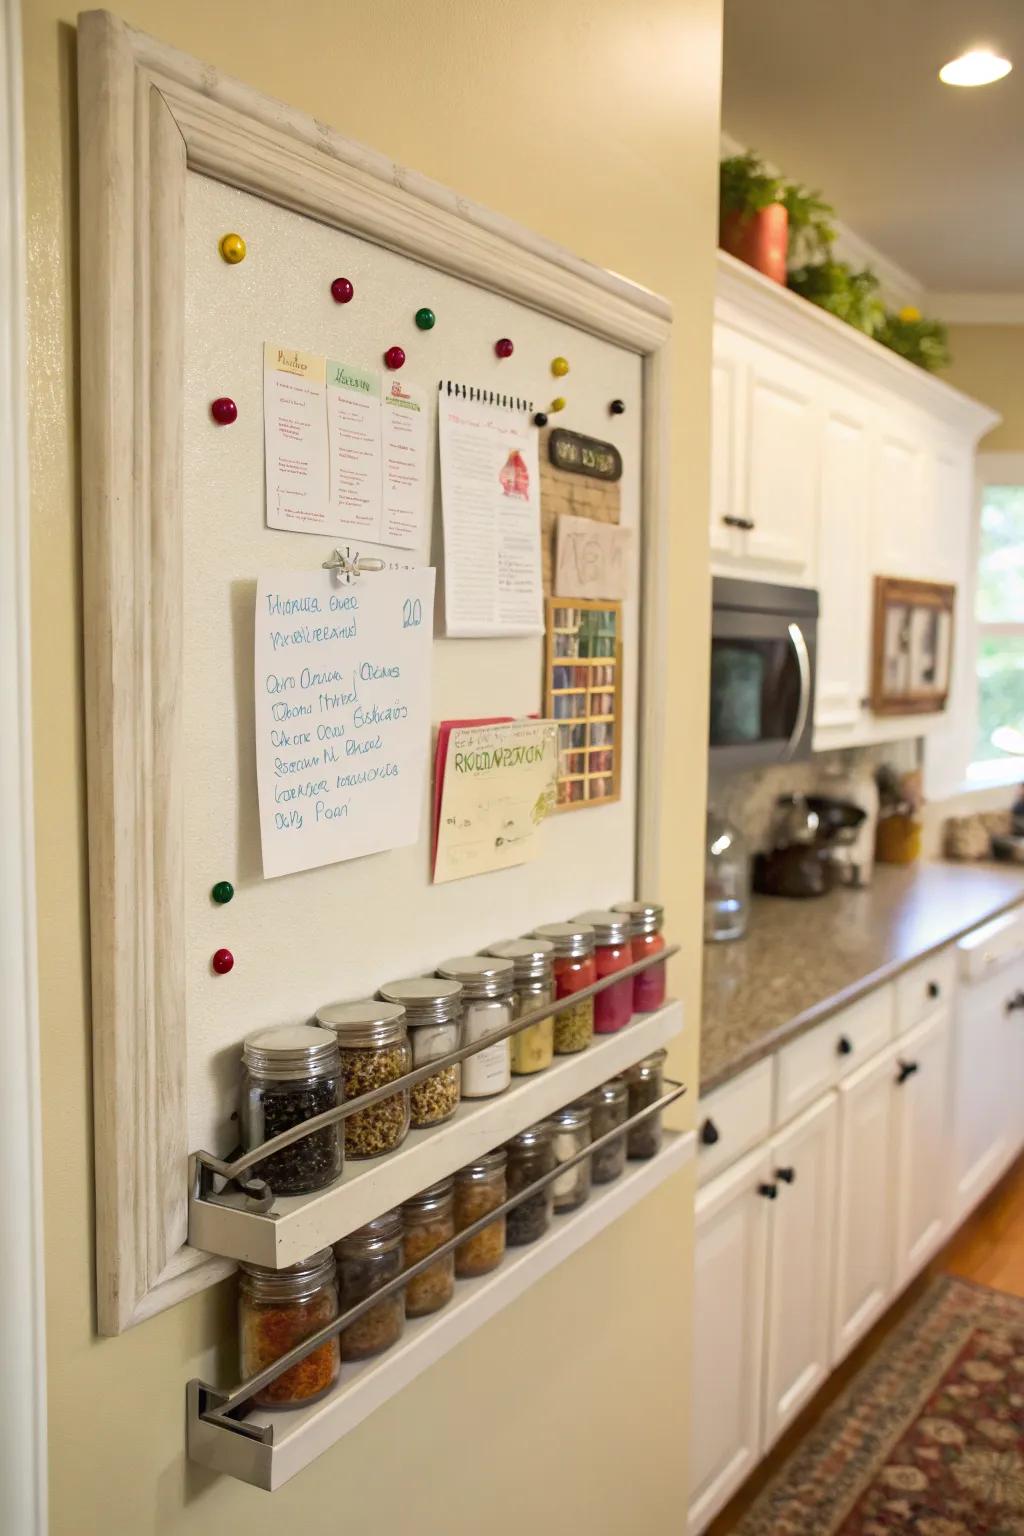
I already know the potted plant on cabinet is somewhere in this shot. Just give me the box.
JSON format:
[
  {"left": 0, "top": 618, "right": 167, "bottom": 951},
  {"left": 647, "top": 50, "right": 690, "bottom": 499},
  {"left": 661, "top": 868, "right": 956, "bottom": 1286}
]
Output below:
[{"left": 719, "top": 151, "right": 788, "bottom": 284}]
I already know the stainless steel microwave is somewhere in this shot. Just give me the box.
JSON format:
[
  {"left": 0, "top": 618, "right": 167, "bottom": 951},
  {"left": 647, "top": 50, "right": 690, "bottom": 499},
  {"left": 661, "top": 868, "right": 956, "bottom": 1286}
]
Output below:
[{"left": 709, "top": 577, "right": 818, "bottom": 773}]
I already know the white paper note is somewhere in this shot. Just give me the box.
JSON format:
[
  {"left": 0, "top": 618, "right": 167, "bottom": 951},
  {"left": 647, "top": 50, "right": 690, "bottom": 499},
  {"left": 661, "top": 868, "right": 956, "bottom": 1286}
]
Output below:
[
  {"left": 433, "top": 720, "right": 557, "bottom": 883},
  {"left": 438, "top": 398, "right": 543, "bottom": 637},
  {"left": 263, "top": 343, "right": 329, "bottom": 533},
  {"left": 554, "top": 514, "right": 633, "bottom": 600},
  {"left": 326, "top": 360, "right": 382, "bottom": 537},
  {"left": 254, "top": 567, "right": 436, "bottom": 879},
  {"left": 381, "top": 375, "right": 429, "bottom": 549}
]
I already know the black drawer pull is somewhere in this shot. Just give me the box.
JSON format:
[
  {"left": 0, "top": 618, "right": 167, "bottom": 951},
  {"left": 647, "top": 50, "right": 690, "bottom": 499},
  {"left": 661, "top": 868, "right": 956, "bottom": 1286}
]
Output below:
[
  {"left": 722, "top": 514, "right": 755, "bottom": 531},
  {"left": 896, "top": 1060, "right": 919, "bottom": 1085},
  {"left": 927, "top": 980, "right": 941, "bottom": 1000},
  {"left": 775, "top": 1166, "right": 796, "bottom": 1184},
  {"left": 837, "top": 1034, "right": 853, "bottom": 1056},
  {"left": 1006, "top": 991, "right": 1024, "bottom": 1014},
  {"left": 700, "top": 1118, "right": 721, "bottom": 1147},
  {"left": 757, "top": 1182, "right": 778, "bottom": 1200}
]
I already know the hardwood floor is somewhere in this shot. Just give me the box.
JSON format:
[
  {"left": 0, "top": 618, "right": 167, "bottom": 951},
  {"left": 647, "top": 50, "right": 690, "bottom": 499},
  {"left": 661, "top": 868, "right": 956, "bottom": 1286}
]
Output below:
[{"left": 705, "top": 1154, "right": 1024, "bottom": 1534}]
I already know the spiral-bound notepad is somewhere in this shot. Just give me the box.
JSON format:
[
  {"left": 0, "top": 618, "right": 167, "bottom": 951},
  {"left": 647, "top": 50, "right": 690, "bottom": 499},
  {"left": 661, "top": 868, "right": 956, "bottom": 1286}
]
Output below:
[{"left": 437, "top": 381, "right": 544, "bottom": 639}]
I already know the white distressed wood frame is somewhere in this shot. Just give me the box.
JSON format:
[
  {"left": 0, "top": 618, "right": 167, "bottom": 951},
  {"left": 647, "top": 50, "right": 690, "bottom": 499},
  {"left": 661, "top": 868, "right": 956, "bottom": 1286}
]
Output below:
[{"left": 77, "top": 9, "right": 672, "bottom": 1333}]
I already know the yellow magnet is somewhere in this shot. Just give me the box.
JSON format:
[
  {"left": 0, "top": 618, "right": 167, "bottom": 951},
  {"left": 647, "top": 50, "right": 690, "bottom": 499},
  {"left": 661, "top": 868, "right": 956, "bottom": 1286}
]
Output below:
[
  {"left": 219, "top": 232, "right": 247, "bottom": 264},
  {"left": 550, "top": 396, "right": 567, "bottom": 413},
  {"left": 551, "top": 356, "right": 570, "bottom": 377}
]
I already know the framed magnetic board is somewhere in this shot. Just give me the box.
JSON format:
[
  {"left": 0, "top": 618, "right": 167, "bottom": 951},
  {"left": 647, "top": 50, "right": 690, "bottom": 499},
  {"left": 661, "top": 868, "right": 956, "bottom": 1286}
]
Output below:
[{"left": 78, "top": 10, "right": 671, "bottom": 1332}]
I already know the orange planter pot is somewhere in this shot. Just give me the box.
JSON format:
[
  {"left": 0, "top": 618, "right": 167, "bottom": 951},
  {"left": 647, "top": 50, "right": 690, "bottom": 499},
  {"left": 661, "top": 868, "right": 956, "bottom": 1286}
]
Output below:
[{"left": 720, "top": 203, "right": 788, "bottom": 285}]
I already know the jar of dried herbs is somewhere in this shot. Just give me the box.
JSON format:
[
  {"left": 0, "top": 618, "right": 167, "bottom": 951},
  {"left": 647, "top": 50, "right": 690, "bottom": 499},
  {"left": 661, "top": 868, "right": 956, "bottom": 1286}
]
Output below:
[
  {"left": 623, "top": 1048, "right": 667, "bottom": 1159},
  {"left": 378, "top": 977, "right": 463, "bottom": 1128},
  {"left": 401, "top": 1178, "right": 455, "bottom": 1318},
  {"left": 238, "top": 1248, "right": 340, "bottom": 1409},
  {"left": 581, "top": 1078, "right": 628, "bottom": 1184},
  {"left": 533, "top": 922, "right": 596, "bottom": 1055},
  {"left": 486, "top": 939, "right": 555, "bottom": 1075},
  {"left": 437, "top": 956, "right": 513, "bottom": 1099},
  {"left": 549, "top": 1103, "right": 592, "bottom": 1213},
  {"left": 240, "top": 1024, "right": 343, "bottom": 1195},
  {"left": 453, "top": 1149, "right": 507, "bottom": 1277},
  {"left": 505, "top": 1122, "right": 556, "bottom": 1246},
  {"left": 315, "top": 1000, "right": 411, "bottom": 1160},
  {"left": 335, "top": 1211, "right": 405, "bottom": 1360}
]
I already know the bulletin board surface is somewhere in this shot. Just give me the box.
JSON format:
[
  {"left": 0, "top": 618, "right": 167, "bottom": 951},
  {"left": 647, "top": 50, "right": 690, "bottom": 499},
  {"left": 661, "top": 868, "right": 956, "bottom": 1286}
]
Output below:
[{"left": 183, "top": 172, "right": 643, "bottom": 1155}]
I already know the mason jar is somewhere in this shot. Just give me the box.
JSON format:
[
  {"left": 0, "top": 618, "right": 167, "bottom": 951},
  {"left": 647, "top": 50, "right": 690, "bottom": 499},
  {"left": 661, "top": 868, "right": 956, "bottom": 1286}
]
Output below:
[
  {"left": 623, "top": 1048, "right": 668, "bottom": 1159},
  {"left": 437, "top": 956, "right": 514, "bottom": 1098},
  {"left": 581, "top": 1078, "right": 628, "bottom": 1184},
  {"left": 401, "top": 1178, "right": 456, "bottom": 1318},
  {"left": 238, "top": 1248, "right": 340, "bottom": 1409},
  {"left": 334, "top": 1211, "right": 405, "bottom": 1360},
  {"left": 613, "top": 900, "right": 667, "bottom": 1012},
  {"left": 379, "top": 977, "right": 463, "bottom": 1128},
  {"left": 548, "top": 1103, "right": 593, "bottom": 1213},
  {"left": 505, "top": 1122, "right": 556, "bottom": 1245},
  {"left": 573, "top": 910, "right": 634, "bottom": 1034},
  {"left": 534, "top": 921, "right": 596, "bottom": 1055},
  {"left": 485, "top": 938, "right": 555, "bottom": 1075},
  {"left": 315, "top": 1000, "right": 411, "bottom": 1160},
  {"left": 453, "top": 1150, "right": 507, "bottom": 1277},
  {"left": 240, "top": 1023, "right": 343, "bottom": 1195}
]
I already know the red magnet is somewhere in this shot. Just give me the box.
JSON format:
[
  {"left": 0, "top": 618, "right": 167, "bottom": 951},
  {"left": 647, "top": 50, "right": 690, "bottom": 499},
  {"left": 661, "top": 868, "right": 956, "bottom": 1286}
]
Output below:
[
  {"left": 212, "top": 947, "right": 234, "bottom": 974},
  {"left": 210, "top": 396, "right": 237, "bottom": 425},
  {"left": 331, "top": 276, "right": 355, "bottom": 304},
  {"left": 494, "top": 337, "right": 514, "bottom": 359},
  {"left": 383, "top": 345, "right": 406, "bottom": 370}
]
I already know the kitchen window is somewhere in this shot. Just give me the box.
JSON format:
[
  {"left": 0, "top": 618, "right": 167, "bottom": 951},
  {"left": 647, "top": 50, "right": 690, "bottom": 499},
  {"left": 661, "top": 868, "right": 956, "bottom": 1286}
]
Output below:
[{"left": 970, "top": 454, "right": 1024, "bottom": 784}]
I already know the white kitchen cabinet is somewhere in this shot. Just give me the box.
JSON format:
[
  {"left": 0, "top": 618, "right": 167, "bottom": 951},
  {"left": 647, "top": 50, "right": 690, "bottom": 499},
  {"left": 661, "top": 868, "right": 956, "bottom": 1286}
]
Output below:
[
  {"left": 951, "top": 951, "right": 1024, "bottom": 1219},
  {"left": 832, "top": 1047, "right": 896, "bottom": 1362},
  {"left": 872, "top": 428, "right": 926, "bottom": 577},
  {"left": 892, "top": 1007, "right": 952, "bottom": 1286},
  {"left": 813, "top": 389, "right": 873, "bottom": 735},
  {"left": 743, "top": 342, "right": 819, "bottom": 584},
  {"left": 762, "top": 1093, "right": 838, "bottom": 1448},
  {"left": 689, "top": 1146, "right": 772, "bottom": 1536},
  {"left": 709, "top": 323, "right": 748, "bottom": 564}
]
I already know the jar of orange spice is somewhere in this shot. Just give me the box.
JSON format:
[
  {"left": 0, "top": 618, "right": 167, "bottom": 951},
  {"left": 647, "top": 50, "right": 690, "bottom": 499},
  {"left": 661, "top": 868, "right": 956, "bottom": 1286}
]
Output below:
[{"left": 238, "top": 1249, "right": 340, "bottom": 1410}]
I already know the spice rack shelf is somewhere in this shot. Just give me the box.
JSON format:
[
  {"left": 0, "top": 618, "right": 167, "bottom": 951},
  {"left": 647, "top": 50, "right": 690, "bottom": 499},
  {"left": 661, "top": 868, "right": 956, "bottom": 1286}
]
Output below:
[
  {"left": 188, "top": 1126, "right": 694, "bottom": 1489},
  {"left": 189, "top": 999, "right": 684, "bottom": 1268}
]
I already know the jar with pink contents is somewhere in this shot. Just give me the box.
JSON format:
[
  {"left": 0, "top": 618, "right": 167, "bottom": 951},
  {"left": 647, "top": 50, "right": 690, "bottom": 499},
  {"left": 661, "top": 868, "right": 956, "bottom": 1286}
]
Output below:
[
  {"left": 613, "top": 900, "right": 667, "bottom": 1012},
  {"left": 573, "top": 910, "right": 634, "bottom": 1033}
]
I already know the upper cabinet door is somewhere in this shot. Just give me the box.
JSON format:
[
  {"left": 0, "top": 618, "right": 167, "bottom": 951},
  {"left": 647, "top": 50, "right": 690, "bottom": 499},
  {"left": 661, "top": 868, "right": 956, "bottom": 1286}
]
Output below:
[
  {"left": 925, "top": 443, "right": 972, "bottom": 585},
  {"left": 709, "top": 324, "right": 749, "bottom": 563},
  {"left": 743, "top": 342, "right": 819, "bottom": 584},
  {"left": 815, "top": 389, "right": 872, "bottom": 734},
  {"left": 873, "top": 427, "right": 926, "bottom": 577}
]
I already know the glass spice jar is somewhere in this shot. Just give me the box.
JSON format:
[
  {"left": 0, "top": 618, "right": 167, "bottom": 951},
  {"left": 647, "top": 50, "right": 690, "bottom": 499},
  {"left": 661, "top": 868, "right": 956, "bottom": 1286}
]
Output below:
[
  {"left": 623, "top": 1048, "right": 668, "bottom": 1159},
  {"left": 505, "top": 1122, "right": 556, "bottom": 1246},
  {"left": 334, "top": 1211, "right": 405, "bottom": 1361},
  {"left": 401, "top": 1179, "right": 455, "bottom": 1318},
  {"left": 573, "top": 911, "right": 634, "bottom": 1034},
  {"left": 238, "top": 1248, "right": 340, "bottom": 1409},
  {"left": 315, "top": 1000, "right": 411, "bottom": 1160},
  {"left": 581, "top": 1078, "right": 628, "bottom": 1184},
  {"left": 453, "top": 1150, "right": 507, "bottom": 1277},
  {"left": 485, "top": 939, "right": 555, "bottom": 1075},
  {"left": 549, "top": 1103, "right": 593, "bottom": 1213},
  {"left": 240, "top": 1024, "right": 344, "bottom": 1195},
  {"left": 613, "top": 900, "right": 667, "bottom": 1012},
  {"left": 378, "top": 977, "right": 463, "bottom": 1129},
  {"left": 533, "top": 922, "right": 596, "bottom": 1055},
  {"left": 437, "top": 956, "right": 514, "bottom": 1098}
]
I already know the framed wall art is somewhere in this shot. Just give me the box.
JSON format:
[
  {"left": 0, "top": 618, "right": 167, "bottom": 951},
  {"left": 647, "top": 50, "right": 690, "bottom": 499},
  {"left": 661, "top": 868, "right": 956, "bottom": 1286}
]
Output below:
[{"left": 871, "top": 575, "right": 956, "bottom": 715}]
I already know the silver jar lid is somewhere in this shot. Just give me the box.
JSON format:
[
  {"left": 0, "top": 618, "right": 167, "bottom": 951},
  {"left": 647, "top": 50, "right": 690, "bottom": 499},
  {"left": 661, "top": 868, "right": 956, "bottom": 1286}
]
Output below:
[
  {"left": 485, "top": 938, "right": 554, "bottom": 982},
  {"left": 532, "top": 921, "right": 595, "bottom": 958},
  {"left": 336, "top": 1209, "right": 402, "bottom": 1254},
  {"left": 612, "top": 900, "right": 664, "bottom": 937},
  {"left": 242, "top": 1023, "right": 341, "bottom": 1081},
  {"left": 315, "top": 998, "right": 407, "bottom": 1048},
  {"left": 437, "top": 955, "right": 514, "bottom": 1000},
  {"left": 623, "top": 1047, "right": 668, "bottom": 1081},
  {"left": 239, "top": 1246, "right": 336, "bottom": 1301},
  {"left": 456, "top": 1148, "right": 508, "bottom": 1179},
  {"left": 573, "top": 909, "right": 630, "bottom": 946},
  {"left": 378, "top": 976, "right": 463, "bottom": 1025},
  {"left": 401, "top": 1177, "right": 454, "bottom": 1217},
  {"left": 582, "top": 1078, "right": 628, "bottom": 1109},
  {"left": 548, "top": 1103, "right": 592, "bottom": 1131},
  {"left": 507, "top": 1121, "right": 555, "bottom": 1151}
]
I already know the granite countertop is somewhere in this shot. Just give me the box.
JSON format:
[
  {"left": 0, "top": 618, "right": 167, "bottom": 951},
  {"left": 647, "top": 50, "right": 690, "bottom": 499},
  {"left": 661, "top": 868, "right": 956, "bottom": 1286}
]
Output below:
[{"left": 701, "top": 861, "right": 1024, "bottom": 1094}]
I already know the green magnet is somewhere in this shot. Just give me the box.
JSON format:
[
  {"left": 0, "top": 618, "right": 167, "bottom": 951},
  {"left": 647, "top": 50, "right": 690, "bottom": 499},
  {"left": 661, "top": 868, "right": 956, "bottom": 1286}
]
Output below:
[
  {"left": 211, "top": 880, "right": 234, "bottom": 905},
  {"left": 414, "top": 307, "right": 436, "bottom": 331}
]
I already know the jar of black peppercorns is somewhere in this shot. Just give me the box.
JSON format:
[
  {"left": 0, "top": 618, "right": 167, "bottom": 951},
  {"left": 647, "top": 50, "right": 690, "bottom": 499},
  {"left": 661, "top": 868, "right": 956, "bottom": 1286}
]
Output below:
[{"left": 241, "top": 1024, "right": 344, "bottom": 1196}]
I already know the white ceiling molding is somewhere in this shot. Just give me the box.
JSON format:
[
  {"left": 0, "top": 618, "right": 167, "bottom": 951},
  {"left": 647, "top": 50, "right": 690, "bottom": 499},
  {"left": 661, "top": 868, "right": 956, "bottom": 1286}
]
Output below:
[{"left": 926, "top": 293, "right": 1024, "bottom": 326}]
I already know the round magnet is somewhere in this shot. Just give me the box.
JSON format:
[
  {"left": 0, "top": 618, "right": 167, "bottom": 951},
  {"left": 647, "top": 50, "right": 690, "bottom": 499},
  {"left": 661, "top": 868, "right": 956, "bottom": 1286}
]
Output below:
[
  {"left": 533, "top": 411, "right": 549, "bottom": 427},
  {"left": 415, "top": 307, "right": 436, "bottom": 331},
  {"left": 211, "top": 880, "right": 234, "bottom": 905},
  {"left": 494, "top": 337, "right": 514, "bottom": 359},
  {"left": 550, "top": 396, "right": 567, "bottom": 413},
  {"left": 210, "top": 396, "right": 238, "bottom": 425},
  {"left": 609, "top": 398, "right": 626, "bottom": 415},
  {"left": 551, "top": 356, "right": 570, "bottom": 377},
  {"left": 212, "top": 948, "right": 234, "bottom": 975},
  {"left": 330, "top": 276, "right": 355, "bottom": 304},
  {"left": 383, "top": 345, "right": 406, "bottom": 370},
  {"left": 219, "top": 232, "right": 246, "bottom": 264}
]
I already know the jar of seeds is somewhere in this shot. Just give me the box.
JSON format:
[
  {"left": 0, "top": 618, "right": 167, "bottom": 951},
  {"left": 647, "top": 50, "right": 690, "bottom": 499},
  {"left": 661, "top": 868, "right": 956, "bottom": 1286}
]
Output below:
[
  {"left": 378, "top": 977, "right": 463, "bottom": 1128},
  {"left": 549, "top": 1103, "right": 593, "bottom": 1213},
  {"left": 240, "top": 1024, "right": 343, "bottom": 1195},
  {"left": 239, "top": 1248, "right": 340, "bottom": 1409},
  {"left": 437, "top": 956, "right": 514, "bottom": 1099},
  {"left": 533, "top": 922, "right": 596, "bottom": 1055},
  {"left": 505, "top": 1122, "right": 556, "bottom": 1246},
  {"left": 335, "top": 1211, "right": 405, "bottom": 1360},
  {"left": 486, "top": 939, "right": 555, "bottom": 1074},
  {"left": 401, "top": 1179, "right": 455, "bottom": 1318},
  {"left": 623, "top": 1048, "right": 667, "bottom": 1159},
  {"left": 315, "top": 1001, "right": 411, "bottom": 1160},
  {"left": 453, "top": 1150, "right": 507, "bottom": 1277},
  {"left": 581, "top": 1078, "right": 628, "bottom": 1184}
]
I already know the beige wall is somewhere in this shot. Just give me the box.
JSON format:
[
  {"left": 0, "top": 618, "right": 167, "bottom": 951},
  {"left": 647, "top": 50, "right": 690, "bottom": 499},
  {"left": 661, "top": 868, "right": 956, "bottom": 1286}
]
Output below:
[
  {"left": 24, "top": 3, "right": 720, "bottom": 1530},
  {"left": 943, "top": 324, "right": 1024, "bottom": 451}
]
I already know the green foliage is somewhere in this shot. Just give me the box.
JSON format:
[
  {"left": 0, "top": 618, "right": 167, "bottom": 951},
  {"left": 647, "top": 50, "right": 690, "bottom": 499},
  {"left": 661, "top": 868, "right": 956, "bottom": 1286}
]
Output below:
[
  {"left": 978, "top": 486, "right": 1024, "bottom": 622},
  {"left": 780, "top": 181, "right": 837, "bottom": 267},
  {"left": 787, "top": 261, "right": 886, "bottom": 336},
  {"left": 720, "top": 151, "right": 783, "bottom": 216},
  {"left": 877, "top": 310, "right": 951, "bottom": 373},
  {"left": 976, "top": 634, "right": 1024, "bottom": 762}
]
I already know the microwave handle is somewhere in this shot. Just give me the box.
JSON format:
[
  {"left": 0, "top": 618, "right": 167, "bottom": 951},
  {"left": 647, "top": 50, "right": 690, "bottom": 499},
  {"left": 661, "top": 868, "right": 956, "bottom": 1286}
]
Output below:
[{"left": 783, "top": 621, "right": 811, "bottom": 759}]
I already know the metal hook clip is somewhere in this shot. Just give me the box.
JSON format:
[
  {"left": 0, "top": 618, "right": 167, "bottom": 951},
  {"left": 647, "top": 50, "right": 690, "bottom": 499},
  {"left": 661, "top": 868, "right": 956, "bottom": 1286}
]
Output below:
[{"left": 322, "top": 547, "right": 387, "bottom": 584}]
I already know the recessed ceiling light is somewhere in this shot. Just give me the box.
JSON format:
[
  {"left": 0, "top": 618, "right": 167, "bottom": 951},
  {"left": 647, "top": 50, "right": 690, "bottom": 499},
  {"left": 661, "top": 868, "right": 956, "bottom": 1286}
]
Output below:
[{"left": 939, "top": 48, "right": 1012, "bottom": 87}]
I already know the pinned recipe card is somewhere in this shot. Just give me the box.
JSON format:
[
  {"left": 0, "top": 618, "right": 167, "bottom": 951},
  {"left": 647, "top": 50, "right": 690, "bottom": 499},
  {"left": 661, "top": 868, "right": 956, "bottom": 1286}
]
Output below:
[
  {"left": 254, "top": 567, "right": 436, "bottom": 878},
  {"left": 263, "top": 344, "right": 329, "bottom": 533},
  {"left": 433, "top": 719, "right": 557, "bottom": 883}
]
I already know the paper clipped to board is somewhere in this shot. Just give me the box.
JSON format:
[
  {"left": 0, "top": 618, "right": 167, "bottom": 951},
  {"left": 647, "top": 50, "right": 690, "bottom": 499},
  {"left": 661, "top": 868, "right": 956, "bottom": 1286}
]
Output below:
[
  {"left": 433, "top": 719, "right": 557, "bottom": 884},
  {"left": 438, "top": 394, "right": 544, "bottom": 637},
  {"left": 254, "top": 567, "right": 436, "bottom": 879},
  {"left": 554, "top": 513, "right": 633, "bottom": 601}
]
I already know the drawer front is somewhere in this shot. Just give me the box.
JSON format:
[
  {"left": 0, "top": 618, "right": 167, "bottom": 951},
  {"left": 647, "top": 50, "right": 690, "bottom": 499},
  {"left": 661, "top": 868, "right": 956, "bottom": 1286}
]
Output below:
[
  {"left": 697, "top": 1058, "right": 774, "bottom": 1185},
  {"left": 835, "top": 986, "right": 895, "bottom": 1075},
  {"left": 896, "top": 949, "right": 957, "bottom": 1035},
  {"left": 775, "top": 1021, "right": 841, "bottom": 1124},
  {"left": 958, "top": 908, "right": 1024, "bottom": 983}
]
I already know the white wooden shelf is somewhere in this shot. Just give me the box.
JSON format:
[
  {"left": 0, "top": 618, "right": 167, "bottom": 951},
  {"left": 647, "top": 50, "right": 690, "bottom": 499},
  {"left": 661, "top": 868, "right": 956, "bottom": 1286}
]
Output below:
[
  {"left": 189, "top": 999, "right": 684, "bottom": 1268},
  {"left": 188, "top": 1127, "right": 695, "bottom": 1489}
]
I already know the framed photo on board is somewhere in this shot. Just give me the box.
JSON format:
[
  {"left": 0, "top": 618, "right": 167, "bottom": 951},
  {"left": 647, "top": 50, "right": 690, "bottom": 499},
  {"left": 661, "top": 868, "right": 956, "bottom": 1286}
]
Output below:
[
  {"left": 544, "top": 597, "right": 622, "bottom": 809},
  {"left": 871, "top": 575, "right": 956, "bottom": 715}
]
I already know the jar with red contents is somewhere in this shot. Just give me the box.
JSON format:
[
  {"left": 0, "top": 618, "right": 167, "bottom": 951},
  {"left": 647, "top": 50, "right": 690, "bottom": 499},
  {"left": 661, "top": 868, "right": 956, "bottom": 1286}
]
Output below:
[
  {"left": 613, "top": 900, "right": 667, "bottom": 1012},
  {"left": 573, "top": 910, "right": 634, "bottom": 1034},
  {"left": 532, "top": 922, "right": 596, "bottom": 1054}
]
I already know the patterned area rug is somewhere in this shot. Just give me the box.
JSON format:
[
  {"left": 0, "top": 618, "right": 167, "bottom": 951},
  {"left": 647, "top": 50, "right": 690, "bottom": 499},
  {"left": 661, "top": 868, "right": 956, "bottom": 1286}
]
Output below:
[{"left": 735, "top": 1275, "right": 1024, "bottom": 1536}]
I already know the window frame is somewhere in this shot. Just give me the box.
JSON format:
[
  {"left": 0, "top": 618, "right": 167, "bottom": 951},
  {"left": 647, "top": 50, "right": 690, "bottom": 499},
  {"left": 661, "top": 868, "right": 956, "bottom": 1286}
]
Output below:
[{"left": 967, "top": 451, "right": 1024, "bottom": 786}]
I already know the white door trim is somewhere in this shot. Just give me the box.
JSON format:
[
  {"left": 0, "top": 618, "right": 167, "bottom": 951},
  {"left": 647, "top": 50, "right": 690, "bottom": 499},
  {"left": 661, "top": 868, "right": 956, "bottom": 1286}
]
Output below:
[{"left": 0, "top": 0, "right": 47, "bottom": 1529}]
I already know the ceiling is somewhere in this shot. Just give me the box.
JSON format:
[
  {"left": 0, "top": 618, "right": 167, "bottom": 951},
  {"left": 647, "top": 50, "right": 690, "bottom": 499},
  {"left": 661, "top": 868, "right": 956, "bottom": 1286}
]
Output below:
[{"left": 722, "top": 0, "right": 1024, "bottom": 293}]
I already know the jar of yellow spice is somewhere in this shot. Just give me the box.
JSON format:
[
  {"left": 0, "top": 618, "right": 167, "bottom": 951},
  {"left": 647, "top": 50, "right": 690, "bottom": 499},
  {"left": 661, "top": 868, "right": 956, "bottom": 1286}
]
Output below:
[
  {"left": 453, "top": 1150, "right": 507, "bottom": 1278},
  {"left": 401, "top": 1178, "right": 455, "bottom": 1318},
  {"left": 485, "top": 938, "right": 555, "bottom": 1075}
]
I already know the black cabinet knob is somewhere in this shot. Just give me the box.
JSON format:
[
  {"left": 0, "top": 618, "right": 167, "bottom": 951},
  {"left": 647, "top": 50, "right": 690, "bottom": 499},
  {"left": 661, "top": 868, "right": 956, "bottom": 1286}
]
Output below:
[
  {"left": 1006, "top": 991, "right": 1024, "bottom": 1013},
  {"left": 837, "top": 1035, "right": 853, "bottom": 1056},
  {"left": 775, "top": 1166, "right": 796, "bottom": 1184},
  {"left": 927, "top": 980, "right": 941, "bottom": 1000},
  {"left": 722, "top": 514, "right": 755, "bottom": 531},
  {"left": 700, "top": 1118, "right": 720, "bottom": 1147},
  {"left": 757, "top": 1182, "right": 778, "bottom": 1200},
  {"left": 896, "top": 1059, "right": 919, "bottom": 1085}
]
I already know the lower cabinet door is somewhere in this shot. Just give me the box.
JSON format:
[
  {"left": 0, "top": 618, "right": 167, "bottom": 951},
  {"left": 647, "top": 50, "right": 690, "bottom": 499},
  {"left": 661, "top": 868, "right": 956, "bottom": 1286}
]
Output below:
[
  {"left": 761, "top": 1092, "right": 838, "bottom": 1449},
  {"left": 893, "top": 1008, "right": 952, "bottom": 1286},
  {"left": 833, "top": 1048, "right": 896, "bottom": 1362},
  {"left": 688, "top": 1146, "right": 772, "bottom": 1536},
  {"left": 951, "top": 957, "right": 1024, "bottom": 1218}
]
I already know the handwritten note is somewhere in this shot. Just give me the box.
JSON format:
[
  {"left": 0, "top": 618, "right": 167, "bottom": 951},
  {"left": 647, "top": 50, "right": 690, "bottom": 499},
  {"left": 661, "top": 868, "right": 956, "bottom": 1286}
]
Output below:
[
  {"left": 254, "top": 567, "right": 436, "bottom": 879},
  {"left": 433, "top": 719, "right": 557, "bottom": 883},
  {"left": 264, "top": 344, "right": 329, "bottom": 533},
  {"left": 554, "top": 513, "right": 633, "bottom": 600}
]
